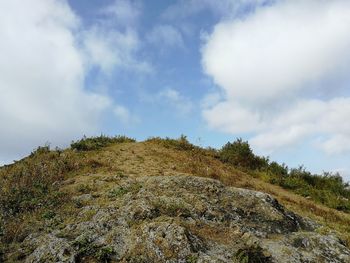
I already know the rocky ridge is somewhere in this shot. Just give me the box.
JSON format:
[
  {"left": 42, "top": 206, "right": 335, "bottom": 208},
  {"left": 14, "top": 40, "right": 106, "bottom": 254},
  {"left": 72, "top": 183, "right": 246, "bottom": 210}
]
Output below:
[{"left": 22, "top": 175, "right": 350, "bottom": 263}]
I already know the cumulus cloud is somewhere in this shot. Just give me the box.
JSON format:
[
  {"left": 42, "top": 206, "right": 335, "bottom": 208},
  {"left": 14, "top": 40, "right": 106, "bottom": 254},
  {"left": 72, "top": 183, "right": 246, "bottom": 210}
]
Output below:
[
  {"left": 162, "top": 0, "right": 271, "bottom": 20},
  {"left": 140, "top": 88, "right": 193, "bottom": 115},
  {"left": 147, "top": 25, "right": 184, "bottom": 49},
  {"left": 83, "top": 27, "right": 150, "bottom": 74},
  {"left": 83, "top": 0, "right": 151, "bottom": 74},
  {"left": 157, "top": 88, "right": 193, "bottom": 115},
  {"left": 101, "top": 0, "right": 141, "bottom": 27},
  {"left": 113, "top": 105, "right": 140, "bottom": 125},
  {"left": 0, "top": 0, "right": 143, "bottom": 162},
  {"left": 201, "top": 0, "right": 350, "bottom": 154}
]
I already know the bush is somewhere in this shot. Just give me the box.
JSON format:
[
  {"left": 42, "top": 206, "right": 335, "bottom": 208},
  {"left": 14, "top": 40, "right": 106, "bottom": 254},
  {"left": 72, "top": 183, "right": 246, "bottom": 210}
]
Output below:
[
  {"left": 218, "top": 139, "right": 350, "bottom": 213},
  {"left": 0, "top": 149, "right": 78, "bottom": 216},
  {"left": 268, "top": 162, "right": 288, "bottom": 177},
  {"left": 277, "top": 167, "right": 350, "bottom": 212},
  {"left": 71, "top": 135, "right": 136, "bottom": 151},
  {"left": 146, "top": 135, "right": 195, "bottom": 151},
  {"left": 220, "top": 138, "right": 268, "bottom": 170}
]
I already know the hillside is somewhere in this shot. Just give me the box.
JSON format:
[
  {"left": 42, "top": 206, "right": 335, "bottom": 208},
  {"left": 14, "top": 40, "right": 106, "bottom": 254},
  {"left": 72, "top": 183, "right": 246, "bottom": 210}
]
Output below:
[{"left": 1, "top": 137, "right": 350, "bottom": 262}]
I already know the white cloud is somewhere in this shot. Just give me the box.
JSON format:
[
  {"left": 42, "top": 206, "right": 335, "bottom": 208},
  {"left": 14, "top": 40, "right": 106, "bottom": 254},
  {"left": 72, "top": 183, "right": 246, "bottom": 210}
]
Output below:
[
  {"left": 319, "top": 135, "right": 350, "bottom": 156},
  {"left": 157, "top": 88, "right": 193, "bottom": 114},
  {"left": 83, "top": 0, "right": 151, "bottom": 74},
  {"left": 200, "top": 92, "right": 222, "bottom": 108},
  {"left": 141, "top": 88, "right": 193, "bottom": 115},
  {"left": 201, "top": 0, "right": 350, "bottom": 154},
  {"left": 162, "top": 0, "right": 271, "bottom": 20},
  {"left": 101, "top": 0, "right": 141, "bottom": 27},
  {"left": 113, "top": 105, "right": 139, "bottom": 125},
  {"left": 0, "top": 0, "right": 144, "bottom": 162},
  {"left": 82, "top": 27, "right": 151, "bottom": 74},
  {"left": 147, "top": 25, "right": 184, "bottom": 49}
]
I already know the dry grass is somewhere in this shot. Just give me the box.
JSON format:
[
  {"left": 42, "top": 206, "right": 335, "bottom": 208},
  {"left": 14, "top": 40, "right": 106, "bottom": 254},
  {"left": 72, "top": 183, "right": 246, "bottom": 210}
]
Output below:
[{"left": 1, "top": 138, "right": 350, "bottom": 260}]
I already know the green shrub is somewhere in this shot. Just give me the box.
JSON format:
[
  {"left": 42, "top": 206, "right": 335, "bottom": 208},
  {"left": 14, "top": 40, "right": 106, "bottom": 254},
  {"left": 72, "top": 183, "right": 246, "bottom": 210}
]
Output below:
[
  {"left": 146, "top": 135, "right": 195, "bottom": 151},
  {"left": 276, "top": 167, "right": 350, "bottom": 212},
  {"left": 218, "top": 139, "right": 350, "bottom": 213},
  {"left": 71, "top": 135, "right": 136, "bottom": 151},
  {"left": 267, "top": 162, "right": 288, "bottom": 177},
  {"left": 220, "top": 138, "right": 268, "bottom": 170},
  {"left": 280, "top": 177, "right": 307, "bottom": 190}
]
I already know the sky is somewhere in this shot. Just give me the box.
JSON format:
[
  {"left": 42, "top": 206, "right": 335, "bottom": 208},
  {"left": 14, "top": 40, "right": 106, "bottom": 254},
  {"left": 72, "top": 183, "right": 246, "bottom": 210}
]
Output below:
[{"left": 1, "top": 0, "right": 350, "bottom": 181}]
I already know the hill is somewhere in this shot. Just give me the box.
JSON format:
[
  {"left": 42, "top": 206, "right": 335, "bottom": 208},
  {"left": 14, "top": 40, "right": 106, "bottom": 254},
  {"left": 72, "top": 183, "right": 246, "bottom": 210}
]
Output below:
[{"left": 1, "top": 136, "right": 350, "bottom": 262}]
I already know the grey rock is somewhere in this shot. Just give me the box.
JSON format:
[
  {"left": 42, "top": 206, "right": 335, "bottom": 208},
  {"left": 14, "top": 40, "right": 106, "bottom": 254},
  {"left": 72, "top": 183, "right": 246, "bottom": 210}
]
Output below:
[{"left": 22, "top": 175, "right": 350, "bottom": 262}]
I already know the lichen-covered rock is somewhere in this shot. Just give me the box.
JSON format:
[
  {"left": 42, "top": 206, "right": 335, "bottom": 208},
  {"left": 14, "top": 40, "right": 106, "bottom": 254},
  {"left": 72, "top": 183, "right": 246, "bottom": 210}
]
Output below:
[{"left": 22, "top": 175, "right": 350, "bottom": 262}]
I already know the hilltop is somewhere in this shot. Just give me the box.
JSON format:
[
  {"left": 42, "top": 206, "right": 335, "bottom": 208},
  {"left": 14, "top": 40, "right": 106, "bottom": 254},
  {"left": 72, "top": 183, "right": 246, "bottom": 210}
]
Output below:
[{"left": 1, "top": 136, "right": 350, "bottom": 262}]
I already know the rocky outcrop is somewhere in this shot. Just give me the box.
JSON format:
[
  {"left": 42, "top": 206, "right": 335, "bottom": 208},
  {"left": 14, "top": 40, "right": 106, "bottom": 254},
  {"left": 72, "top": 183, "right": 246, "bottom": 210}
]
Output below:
[{"left": 22, "top": 175, "right": 350, "bottom": 262}]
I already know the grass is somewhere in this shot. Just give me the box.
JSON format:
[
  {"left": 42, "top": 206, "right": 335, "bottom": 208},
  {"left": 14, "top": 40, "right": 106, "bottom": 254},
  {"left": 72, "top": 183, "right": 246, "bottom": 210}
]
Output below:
[
  {"left": 1, "top": 135, "right": 350, "bottom": 261},
  {"left": 0, "top": 149, "right": 77, "bottom": 217},
  {"left": 219, "top": 138, "right": 350, "bottom": 213},
  {"left": 71, "top": 135, "right": 135, "bottom": 151}
]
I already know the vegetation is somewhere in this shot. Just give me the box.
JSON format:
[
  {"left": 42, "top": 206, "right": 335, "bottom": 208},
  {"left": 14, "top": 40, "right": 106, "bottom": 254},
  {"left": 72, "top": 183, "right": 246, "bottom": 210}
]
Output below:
[
  {"left": 219, "top": 138, "right": 268, "bottom": 170},
  {"left": 0, "top": 147, "right": 78, "bottom": 217},
  {"left": 71, "top": 135, "right": 135, "bottom": 151},
  {"left": 1, "top": 134, "right": 350, "bottom": 261},
  {"left": 219, "top": 138, "right": 350, "bottom": 213},
  {"left": 146, "top": 135, "right": 195, "bottom": 151},
  {"left": 73, "top": 236, "right": 115, "bottom": 262},
  {"left": 233, "top": 246, "right": 270, "bottom": 263}
]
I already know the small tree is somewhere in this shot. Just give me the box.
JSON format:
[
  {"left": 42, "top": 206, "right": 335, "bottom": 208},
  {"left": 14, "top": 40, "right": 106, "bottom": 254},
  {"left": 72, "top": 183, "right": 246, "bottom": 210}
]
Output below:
[{"left": 220, "top": 138, "right": 264, "bottom": 170}]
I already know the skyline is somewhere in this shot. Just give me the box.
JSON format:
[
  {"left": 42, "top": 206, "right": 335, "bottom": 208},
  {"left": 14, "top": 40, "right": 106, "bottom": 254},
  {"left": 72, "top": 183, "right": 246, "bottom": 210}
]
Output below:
[{"left": 1, "top": 0, "right": 350, "bottom": 181}]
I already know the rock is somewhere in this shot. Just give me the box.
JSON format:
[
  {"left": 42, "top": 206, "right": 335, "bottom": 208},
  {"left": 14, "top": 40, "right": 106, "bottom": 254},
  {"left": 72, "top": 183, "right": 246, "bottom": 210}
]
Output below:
[
  {"left": 24, "top": 234, "right": 75, "bottom": 263},
  {"left": 22, "top": 175, "right": 350, "bottom": 262}
]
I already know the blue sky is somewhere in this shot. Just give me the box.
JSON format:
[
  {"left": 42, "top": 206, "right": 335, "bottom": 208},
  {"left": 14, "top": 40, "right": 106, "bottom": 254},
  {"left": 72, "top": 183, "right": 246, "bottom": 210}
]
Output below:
[{"left": 1, "top": 0, "right": 350, "bottom": 181}]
